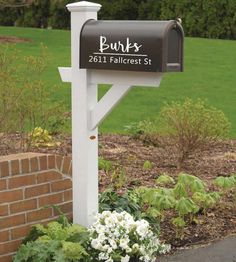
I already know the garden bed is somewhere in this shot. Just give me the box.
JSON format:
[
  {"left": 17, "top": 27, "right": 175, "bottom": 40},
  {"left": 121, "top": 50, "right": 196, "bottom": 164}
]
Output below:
[{"left": 1, "top": 133, "right": 236, "bottom": 250}]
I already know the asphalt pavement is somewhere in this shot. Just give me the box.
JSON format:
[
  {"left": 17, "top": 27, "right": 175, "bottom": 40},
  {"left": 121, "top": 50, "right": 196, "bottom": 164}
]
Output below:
[{"left": 158, "top": 235, "right": 236, "bottom": 262}]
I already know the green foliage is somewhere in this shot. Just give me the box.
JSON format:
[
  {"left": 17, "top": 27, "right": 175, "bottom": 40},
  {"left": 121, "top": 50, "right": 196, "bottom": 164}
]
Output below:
[
  {"left": 192, "top": 192, "right": 221, "bottom": 212},
  {"left": 214, "top": 176, "right": 236, "bottom": 190},
  {"left": 1, "top": 1, "right": 236, "bottom": 39},
  {"left": 99, "top": 188, "right": 141, "bottom": 220},
  {"left": 156, "top": 174, "right": 175, "bottom": 186},
  {"left": 14, "top": 221, "right": 90, "bottom": 262},
  {"left": 111, "top": 168, "right": 127, "bottom": 191},
  {"left": 158, "top": 99, "right": 231, "bottom": 168},
  {"left": 136, "top": 173, "right": 222, "bottom": 237},
  {"left": 29, "top": 127, "right": 60, "bottom": 148},
  {"left": 171, "top": 217, "right": 186, "bottom": 239},
  {"left": 173, "top": 173, "right": 206, "bottom": 199},
  {"left": 0, "top": 45, "right": 65, "bottom": 149},
  {"left": 98, "top": 157, "right": 113, "bottom": 174},
  {"left": 143, "top": 160, "right": 153, "bottom": 170},
  {"left": 160, "top": 0, "right": 236, "bottom": 39},
  {"left": 175, "top": 197, "right": 199, "bottom": 217}
]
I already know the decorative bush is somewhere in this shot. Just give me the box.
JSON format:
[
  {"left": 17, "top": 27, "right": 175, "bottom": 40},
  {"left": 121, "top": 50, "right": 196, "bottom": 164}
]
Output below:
[{"left": 158, "top": 99, "right": 230, "bottom": 168}]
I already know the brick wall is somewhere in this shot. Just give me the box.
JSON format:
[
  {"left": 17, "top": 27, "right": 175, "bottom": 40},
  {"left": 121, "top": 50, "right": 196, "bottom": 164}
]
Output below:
[{"left": 0, "top": 153, "right": 72, "bottom": 262}]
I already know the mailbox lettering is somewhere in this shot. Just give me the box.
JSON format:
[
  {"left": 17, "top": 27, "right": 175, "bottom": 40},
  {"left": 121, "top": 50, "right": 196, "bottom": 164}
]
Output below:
[{"left": 99, "top": 36, "right": 142, "bottom": 54}]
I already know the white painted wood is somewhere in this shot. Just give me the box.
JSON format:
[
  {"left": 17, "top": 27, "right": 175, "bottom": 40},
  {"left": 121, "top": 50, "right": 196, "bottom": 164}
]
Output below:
[
  {"left": 66, "top": 1, "right": 101, "bottom": 227},
  {"left": 90, "top": 84, "right": 132, "bottom": 130},
  {"left": 59, "top": 1, "right": 164, "bottom": 228},
  {"left": 58, "top": 67, "right": 72, "bottom": 82},
  {"left": 58, "top": 67, "right": 162, "bottom": 87},
  {"left": 90, "top": 70, "right": 163, "bottom": 87}
]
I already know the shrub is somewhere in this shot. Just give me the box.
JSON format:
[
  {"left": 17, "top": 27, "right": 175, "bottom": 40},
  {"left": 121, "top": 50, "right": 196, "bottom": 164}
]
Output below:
[
  {"left": 158, "top": 98, "right": 230, "bottom": 168},
  {"left": 0, "top": 45, "right": 65, "bottom": 150}
]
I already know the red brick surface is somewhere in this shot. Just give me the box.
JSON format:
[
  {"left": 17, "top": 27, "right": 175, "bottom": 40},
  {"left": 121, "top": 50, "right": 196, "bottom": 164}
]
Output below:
[{"left": 0, "top": 153, "right": 72, "bottom": 259}]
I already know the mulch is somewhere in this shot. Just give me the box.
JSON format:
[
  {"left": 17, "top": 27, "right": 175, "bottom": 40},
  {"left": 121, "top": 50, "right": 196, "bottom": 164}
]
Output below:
[{"left": 1, "top": 133, "right": 236, "bottom": 249}]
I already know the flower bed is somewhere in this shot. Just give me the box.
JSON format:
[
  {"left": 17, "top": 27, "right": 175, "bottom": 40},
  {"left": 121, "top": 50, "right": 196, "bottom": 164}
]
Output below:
[{"left": 14, "top": 210, "right": 170, "bottom": 262}]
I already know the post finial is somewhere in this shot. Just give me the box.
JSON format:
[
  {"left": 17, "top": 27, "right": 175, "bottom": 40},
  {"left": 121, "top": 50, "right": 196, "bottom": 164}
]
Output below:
[{"left": 66, "top": 1, "right": 101, "bottom": 12}]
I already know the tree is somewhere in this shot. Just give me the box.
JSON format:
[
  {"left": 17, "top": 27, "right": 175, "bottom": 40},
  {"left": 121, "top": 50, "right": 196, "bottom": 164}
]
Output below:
[{"left": 0, "top": 0, "right": 33, "bottom": 8}]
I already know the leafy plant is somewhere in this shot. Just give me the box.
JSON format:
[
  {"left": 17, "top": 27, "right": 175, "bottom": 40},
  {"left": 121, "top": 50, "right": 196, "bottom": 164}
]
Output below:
[
  {"left": 29, "top": 127, "right": 60, "bottom": 148},
  {"left": 192, "top": 192, "right": 221, "bottom": 213},
  {"left": 99, "top": 188, "right": 141, "bottom": 220},
  {"left": 156, "top": 174, "right": 175, "bottom": 186},
  {"left": 158, "top": 98, "right": 230, "bottom": 168},
  {"left": 13, "top": 221, "right": 90, "bottom": 262},
  {"left": 98, "top": 157, "right": 113, "bottom": 174},
  {"left": 214, "top": 175, "right": 236, "bottom": 206},
  {"left": 214, "top": 176, "right": 236, "bottom": 190},
  {"left": 136, "top": 173, "right": 222, "bottom": 238},
  {"left": 172, "top": 217, "right": 186, "bottom": 239},
  {"left": 143, "top": 160, "right": 153, "bottom": 170},
  {"left": 111, "top": 167, "right": 127, "bottom": 191}
]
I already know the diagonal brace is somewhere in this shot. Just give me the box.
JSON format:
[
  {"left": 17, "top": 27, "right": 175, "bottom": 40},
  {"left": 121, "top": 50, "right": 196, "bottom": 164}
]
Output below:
[{"left": 90, "top": 84, "right": 132, "bottom": 130}]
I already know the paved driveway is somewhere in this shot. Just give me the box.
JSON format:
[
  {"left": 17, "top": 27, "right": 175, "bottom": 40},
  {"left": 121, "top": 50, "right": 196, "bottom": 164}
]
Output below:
[{"left": 158, "top": 235, "right": 236, "bottom": 262}]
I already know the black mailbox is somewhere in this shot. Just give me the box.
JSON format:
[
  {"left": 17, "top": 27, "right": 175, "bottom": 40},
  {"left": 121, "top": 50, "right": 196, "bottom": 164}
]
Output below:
[{"left": 80, "top": 20, "right": 184, "bottom": 72}]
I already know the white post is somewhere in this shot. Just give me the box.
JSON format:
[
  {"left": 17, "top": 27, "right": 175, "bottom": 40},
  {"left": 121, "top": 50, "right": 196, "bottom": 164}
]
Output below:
[{"left": 66, "top": 1, "right": 101, "bottom": 227}]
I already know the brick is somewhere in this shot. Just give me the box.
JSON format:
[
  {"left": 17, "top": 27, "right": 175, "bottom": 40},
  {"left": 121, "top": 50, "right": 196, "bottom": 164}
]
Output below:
[
  {"left": 30, "top": 157, "right": 39, "bottom": 172},
  {"left": 11, "top": 224, "right": 31, "bottom": 240},
  {"left": 0, "top": 190, "right": 23, "bottom": 204},
  {"left": 39, "top": 193, "right": 63, "bottom": 207},
  {"left": 0, "top": 214, "right": 25, "bottom": 230},
  {"left": 39, "top": 155, "right": 47, "bottom": 171},
  {"left": 0, "top": 205, "right": 8, "bottom": 216},
  {"left": 0, "top": 230, "right": 9, "bottom": 242},
  {"left": 10, "top": 160, "right": 20, "bottom": 176},
  {"left": 54, "top": 202, "right": 72, "bottom": 216},
  {"left": 48, "top": 155, "right": 56, "bottom": 169},
  {"left": 25, "top": 184, "right": 50, "bottom": 198},
  {"left": 0, "top": 180, "right": 6, "bottom": 191},
  {"left": 21, "top": 158, "right": 30, "bottom": 174},
  {"left": 68, "top": 165, "right": 72, "bottom": 176},
  {"left": 62, "top": 156, "right": 71, "bottom": 175},
  {"left": 0, "top": 162, "right": 9, "bottom": 178},
  {"left": 27, "top": 208, "right": 52, "bottom": 223},
  {"left": 9, "top": 174, "right": 36, "bottom": 189},
  {"left": 10, "top": 199, "right": 37, "bottom": 214},
  {"left": 64, "top": 190, "right": 72, "bottom": 202},
  {"left": 0, "top": 240, "right": 21, "bottom": 256},
  {"left": 37, "top": 171, "right": 62, "bottom": 184},
  {"left": 0, "top": 254, "right": 13, "bottom": 262},
  {"left": 55, "top": 155, "right": 63, "bottom": 171},
  {"left": 51, "top": 179, "right": 72, "bottom": 192}
]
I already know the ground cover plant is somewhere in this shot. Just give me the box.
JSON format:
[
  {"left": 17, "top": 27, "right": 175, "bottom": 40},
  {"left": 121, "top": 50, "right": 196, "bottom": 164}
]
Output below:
[{"left": 0, "top": 26, "right": 236, "bottom": 136}]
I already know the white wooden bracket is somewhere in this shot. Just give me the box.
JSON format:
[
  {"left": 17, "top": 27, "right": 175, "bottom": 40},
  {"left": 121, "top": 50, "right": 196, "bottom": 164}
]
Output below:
[{"left": 58, "top": 67, "right": 162, "bottom": 130}]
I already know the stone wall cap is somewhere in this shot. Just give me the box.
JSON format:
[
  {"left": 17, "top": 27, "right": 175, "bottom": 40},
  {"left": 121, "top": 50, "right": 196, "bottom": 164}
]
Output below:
[{"left": 0, "top": 152, "right": 46, "bottom": 162}]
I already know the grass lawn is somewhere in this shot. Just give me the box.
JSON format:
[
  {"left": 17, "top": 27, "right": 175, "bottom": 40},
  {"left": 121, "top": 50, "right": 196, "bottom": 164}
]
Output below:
[{"left": 1, "top": 26, "right": 236, "bottom": 137}]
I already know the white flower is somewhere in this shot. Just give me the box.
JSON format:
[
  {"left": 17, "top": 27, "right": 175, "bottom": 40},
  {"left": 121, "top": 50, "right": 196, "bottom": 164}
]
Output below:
[
  {"left": 119, "top": 238, "right": 130, "bottom": 250},
  {"left": 91, "top": 239, "right": 103, "bottom": 250},
  {"left": 98, "top": 252, "right": 109, "bottom": 260},
  {"left": 89, "top": 210, "right": 170, "bottom": 262},
  {"left": 132, "top": 243, "right": 140, "bottom": 251},
  {"left": 121, "top": 255, "right": 130, "bottom": 262}
]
